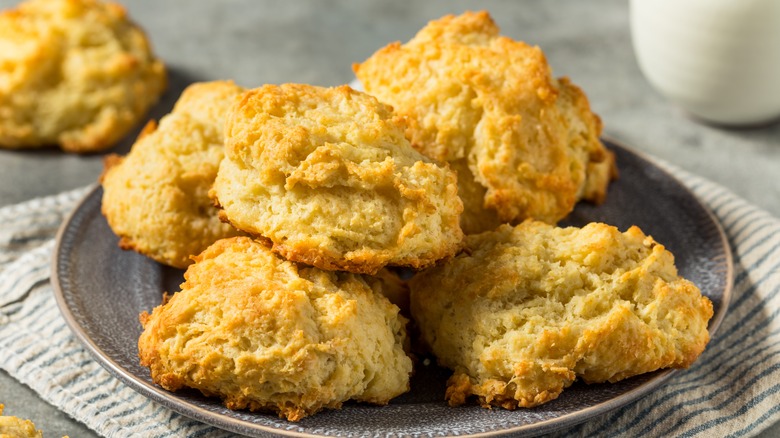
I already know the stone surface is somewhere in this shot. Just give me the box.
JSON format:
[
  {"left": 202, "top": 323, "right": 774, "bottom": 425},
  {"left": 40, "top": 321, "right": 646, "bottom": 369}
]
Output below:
[{"left": 0, "top": 0, "right": 777, "bottom": 437}]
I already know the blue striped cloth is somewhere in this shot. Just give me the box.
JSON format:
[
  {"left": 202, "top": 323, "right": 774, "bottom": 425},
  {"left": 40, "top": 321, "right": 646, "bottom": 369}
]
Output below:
[{"left": 0, "top": 159, "right": 778, "bottom": 437}]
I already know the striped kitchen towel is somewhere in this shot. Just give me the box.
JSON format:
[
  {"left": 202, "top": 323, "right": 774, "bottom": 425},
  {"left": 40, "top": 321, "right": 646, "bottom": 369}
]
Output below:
[{"left": 0, "top": 160, "right": 778, "bottom": 438}]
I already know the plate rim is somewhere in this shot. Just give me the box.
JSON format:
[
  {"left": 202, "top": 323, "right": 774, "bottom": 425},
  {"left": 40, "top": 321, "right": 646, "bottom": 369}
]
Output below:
[
  {"left": 601, "top": 136, "right": 734, "bottom": 334},
  {"left": 51, "top": 136, "right": 733, "bottom": 438}
]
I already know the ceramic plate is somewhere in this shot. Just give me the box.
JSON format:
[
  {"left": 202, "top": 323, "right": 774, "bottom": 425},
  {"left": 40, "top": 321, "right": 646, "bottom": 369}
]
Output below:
[{"left": 52, "top": 139, "right": 732, "bottom": 437}]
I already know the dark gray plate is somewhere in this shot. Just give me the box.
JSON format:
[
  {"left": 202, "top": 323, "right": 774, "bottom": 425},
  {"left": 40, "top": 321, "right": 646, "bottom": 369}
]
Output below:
[{"left": 52, "top": 138, "right": 732, "bottom": 437}]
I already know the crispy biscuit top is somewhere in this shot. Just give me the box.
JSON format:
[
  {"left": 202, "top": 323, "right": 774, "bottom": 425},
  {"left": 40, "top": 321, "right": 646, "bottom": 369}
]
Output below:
[
  {"left": 226, "top": 84, "right": 417, "bottom": 183},
  {"left": 0, "top": 404, "right": 43, "bottom": 438}
]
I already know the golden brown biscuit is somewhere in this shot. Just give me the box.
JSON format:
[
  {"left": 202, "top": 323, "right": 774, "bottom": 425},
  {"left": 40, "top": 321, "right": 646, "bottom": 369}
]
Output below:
[
  {"left": 138, "top": 237, "right": 413, "bottom": 421},
  {"left": 355, "top": 11, "right": 616, "bottom": 233},
  {"left": 0, "top": 0, "right": 166, "bottom": 152},
  {"left": 101, "top": 81, "right": 245, "bottom": 268},
  {"left": 0, "top": 404, "right": 43, "bottom": 438},
  {"left": 409, "top": 221, "right": 713, "bottom": 409},
  {"left": 212, "top": 84, "right": 464, "bottom": 275}
]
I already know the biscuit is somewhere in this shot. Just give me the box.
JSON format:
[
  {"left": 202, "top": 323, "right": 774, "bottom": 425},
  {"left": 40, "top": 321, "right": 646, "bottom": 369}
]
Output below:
[
  {"left": 138, "top": 236, "right": 413, "bottom": 421},
  {"left": 101, "top": 81, "right": 245, "bottom": 268},
  {"left": 0, "top": 0, "right": 166, "bottom": 152},
  {"left": 409, "top": 221, "right": 713, "bottom": 409},
  {"left": 212, "top": 84, "right": 464, "bottom": 275},
  {"left": 0, "top": 404, "right": 43, "bottom": 438},
  {"left": 354, "top": 11, "right": 616, "bottom": 233}
]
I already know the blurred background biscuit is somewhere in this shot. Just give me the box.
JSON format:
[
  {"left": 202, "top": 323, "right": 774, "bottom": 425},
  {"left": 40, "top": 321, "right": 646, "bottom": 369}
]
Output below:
[
  {"left": 213, "top": 83, "right": 464, "bottom": 275},
  {"left": 138, "top": 236, "right": 413, "bottom": 421},
  {"left": 0, "top": 404, "right": 43, "bottom": 438},
  {"left": 0, "top": 0, "right": 166, "bottom": 152},
  {"left": 410, "top": 220, "right": 713, "bottom": 409},
  {"left": 355, "top": 11, "right": 616, "bottom": 234},
  {"left": 101, "top": 81, "right": 244, "bottom": 268}
]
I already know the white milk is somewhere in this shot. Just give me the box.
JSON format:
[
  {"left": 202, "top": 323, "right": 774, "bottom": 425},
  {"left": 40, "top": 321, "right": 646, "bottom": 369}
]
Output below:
[{"left": 631, "top": 0, "right": 780, "bottom": 126}]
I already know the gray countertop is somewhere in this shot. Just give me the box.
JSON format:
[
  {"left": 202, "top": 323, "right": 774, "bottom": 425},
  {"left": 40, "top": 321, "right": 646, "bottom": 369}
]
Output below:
[{"left": 0, "top": 1, "right": 777, "bottom": 437}]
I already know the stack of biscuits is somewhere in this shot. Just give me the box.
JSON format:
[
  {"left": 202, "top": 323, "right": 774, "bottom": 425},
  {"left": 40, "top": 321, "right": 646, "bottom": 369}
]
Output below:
[{"left": 92, "top": 9, "right": 713, "bottom": 421}]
